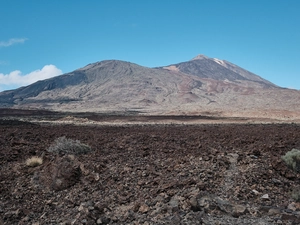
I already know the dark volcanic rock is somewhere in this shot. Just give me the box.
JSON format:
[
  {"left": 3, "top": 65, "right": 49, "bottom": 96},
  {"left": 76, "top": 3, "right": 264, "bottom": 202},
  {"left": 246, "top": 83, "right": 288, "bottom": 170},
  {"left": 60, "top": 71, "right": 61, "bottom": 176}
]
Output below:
[
  {"left": 1, "top": 121, "right": 300, "bottom": 224},
  {"left": 40, "top": 155, "right": 82, "bottom": 191}
]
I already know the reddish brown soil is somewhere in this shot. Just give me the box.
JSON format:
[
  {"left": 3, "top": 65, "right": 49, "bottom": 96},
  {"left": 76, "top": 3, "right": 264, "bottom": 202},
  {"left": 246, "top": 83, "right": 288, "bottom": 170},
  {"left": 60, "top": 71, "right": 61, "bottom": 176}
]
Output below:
[{"left": 1, "top": 119, "right": 300, "bottom": 224}]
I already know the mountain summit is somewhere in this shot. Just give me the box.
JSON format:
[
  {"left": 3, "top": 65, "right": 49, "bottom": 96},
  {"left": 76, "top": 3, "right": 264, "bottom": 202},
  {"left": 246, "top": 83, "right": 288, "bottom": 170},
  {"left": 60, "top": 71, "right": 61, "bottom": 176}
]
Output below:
[
  {"left": 191, "top": 54, "right": 210, "bottom": 60},
  {"left": 163, "top": 54, "right": 275, "bottom": 86},
  {"left": 0, "top": 55, "right": 299, "bottom": 118}
]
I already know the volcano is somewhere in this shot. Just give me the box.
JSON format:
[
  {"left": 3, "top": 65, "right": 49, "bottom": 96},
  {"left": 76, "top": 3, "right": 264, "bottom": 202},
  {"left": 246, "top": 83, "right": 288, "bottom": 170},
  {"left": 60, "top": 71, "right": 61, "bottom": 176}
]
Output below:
[{"left": 0, "top": 55, "right": 299, "bottom": 119}]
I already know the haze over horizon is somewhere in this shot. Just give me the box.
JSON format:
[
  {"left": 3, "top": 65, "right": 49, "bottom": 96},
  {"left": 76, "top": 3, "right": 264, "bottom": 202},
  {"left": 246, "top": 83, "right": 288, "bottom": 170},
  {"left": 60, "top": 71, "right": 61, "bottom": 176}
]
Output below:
[{"left": 0, "top": 0, "right": 299, "bottom": 91}]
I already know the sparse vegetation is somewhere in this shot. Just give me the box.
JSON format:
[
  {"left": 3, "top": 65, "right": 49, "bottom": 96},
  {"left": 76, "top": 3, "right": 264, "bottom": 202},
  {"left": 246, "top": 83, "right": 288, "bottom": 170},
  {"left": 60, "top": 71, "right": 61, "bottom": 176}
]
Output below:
[
  {"left": 3, "top": 122, "right": 300, "bottom": 224},
  {"left": 26, "top": 156, "right": 43, "bottom": 167},
  {"left": 47, "top": 136, "right": 92, "bottom": 155},
  {"left": 282, "top": 148, "right": 300, "bottom": 172},
  {"left": 291, "top": 189, "right": 300, "bottom": 202}
]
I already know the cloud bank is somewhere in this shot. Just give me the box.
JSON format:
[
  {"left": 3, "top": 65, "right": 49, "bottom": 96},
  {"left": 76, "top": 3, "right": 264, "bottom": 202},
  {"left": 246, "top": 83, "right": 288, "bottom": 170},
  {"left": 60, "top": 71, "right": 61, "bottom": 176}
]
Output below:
[
  {"left": 0, "top": 38, "right": 28, "bottom": 47},
  {"left": 0, "top": 65, "right": 62, "bottom": 91}
]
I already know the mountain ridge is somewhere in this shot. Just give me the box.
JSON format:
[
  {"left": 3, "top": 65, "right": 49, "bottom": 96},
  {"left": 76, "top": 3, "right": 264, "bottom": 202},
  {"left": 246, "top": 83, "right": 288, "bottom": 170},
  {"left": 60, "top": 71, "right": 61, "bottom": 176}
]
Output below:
[{"left": 0, "top": 55, "right": 299, "bottom": 119}]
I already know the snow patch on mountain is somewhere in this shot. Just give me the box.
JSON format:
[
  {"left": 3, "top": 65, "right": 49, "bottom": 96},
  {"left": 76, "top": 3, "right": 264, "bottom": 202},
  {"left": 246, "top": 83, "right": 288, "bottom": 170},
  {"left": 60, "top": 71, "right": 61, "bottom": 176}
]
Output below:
[{"left": 213, "top": 58, "right": 225, "bottom": 66}]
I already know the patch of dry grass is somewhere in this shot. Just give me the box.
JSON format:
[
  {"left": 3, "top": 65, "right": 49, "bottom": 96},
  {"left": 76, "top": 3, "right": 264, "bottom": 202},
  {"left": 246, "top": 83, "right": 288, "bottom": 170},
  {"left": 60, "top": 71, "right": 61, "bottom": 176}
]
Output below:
[{"left": 25, "top": 156, "right": 43, "bottom": 167}]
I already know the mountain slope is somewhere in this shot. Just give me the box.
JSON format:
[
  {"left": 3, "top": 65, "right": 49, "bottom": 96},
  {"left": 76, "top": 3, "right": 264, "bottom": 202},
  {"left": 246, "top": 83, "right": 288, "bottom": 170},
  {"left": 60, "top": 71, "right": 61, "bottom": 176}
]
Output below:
[
  {"left": 0, "top": 55, "right": 299, "bottom": 119},
  {"left": 161, "top": 54, "right": 276, "bottom": 87},
  {"left": 0, "top": 60, "right": 187, "bottom": 109}
]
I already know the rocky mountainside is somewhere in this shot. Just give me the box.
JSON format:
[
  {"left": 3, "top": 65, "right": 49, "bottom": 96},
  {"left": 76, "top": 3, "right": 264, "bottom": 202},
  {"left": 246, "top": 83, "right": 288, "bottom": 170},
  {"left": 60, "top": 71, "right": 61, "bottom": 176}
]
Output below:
[
  {"left": 160, "top": 54, "right": 275, "bottom": 86},
  {"left": 0, "top": 55, "right": 299, "bottom": 119}
]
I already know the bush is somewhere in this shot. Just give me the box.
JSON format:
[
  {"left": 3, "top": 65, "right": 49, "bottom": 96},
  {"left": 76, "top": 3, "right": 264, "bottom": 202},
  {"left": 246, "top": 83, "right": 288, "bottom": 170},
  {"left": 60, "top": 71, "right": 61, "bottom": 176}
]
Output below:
[
  {"left": 291, "top": 189, "right": 300, "bottom": 202},
  {"left": 47, "top": 136, "right": 92, "bottom": 155},
  {"left": 26, "top": 156, "right": 43, "bottom": 167},
  {"left": 282, "top": 149, "right": 300, "bottom": 172}
]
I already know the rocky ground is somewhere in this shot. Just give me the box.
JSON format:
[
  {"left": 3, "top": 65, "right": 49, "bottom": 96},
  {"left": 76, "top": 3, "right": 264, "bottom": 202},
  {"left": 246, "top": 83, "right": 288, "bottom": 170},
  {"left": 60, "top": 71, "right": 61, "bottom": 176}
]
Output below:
[{"left": 1, "top": 117, "right": 300, "bottom": 224}]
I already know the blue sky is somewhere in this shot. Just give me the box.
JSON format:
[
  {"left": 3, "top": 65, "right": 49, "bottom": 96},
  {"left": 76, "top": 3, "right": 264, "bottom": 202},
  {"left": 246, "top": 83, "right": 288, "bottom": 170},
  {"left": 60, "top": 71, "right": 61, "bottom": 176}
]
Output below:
[{"left": 1, "top": 0, "right": 299, "bottom": 91}]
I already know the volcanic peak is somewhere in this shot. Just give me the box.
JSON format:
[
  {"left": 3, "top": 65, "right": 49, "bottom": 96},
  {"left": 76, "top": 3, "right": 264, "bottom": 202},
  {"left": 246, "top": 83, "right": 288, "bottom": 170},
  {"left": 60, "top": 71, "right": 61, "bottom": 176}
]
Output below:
[{"left": 191, "top": 54, "right": 210, "bottom": 60}]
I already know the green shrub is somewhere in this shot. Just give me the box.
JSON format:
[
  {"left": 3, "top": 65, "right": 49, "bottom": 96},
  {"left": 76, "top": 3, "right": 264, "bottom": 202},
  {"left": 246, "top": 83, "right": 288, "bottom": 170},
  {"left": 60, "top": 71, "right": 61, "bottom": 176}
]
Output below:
[
  {"left": 47, "top": 136, "right": 92, "bottom": 155},
  {"left": 281, "top": 148, "right": 300, "bottom": 172}
]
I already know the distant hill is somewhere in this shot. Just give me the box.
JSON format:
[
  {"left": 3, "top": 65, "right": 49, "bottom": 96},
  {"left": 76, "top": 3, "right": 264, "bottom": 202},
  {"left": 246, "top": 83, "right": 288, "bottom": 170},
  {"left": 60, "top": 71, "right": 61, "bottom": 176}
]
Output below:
[{"left": 1, "top": 55, "right": 299, "bottom": 119}]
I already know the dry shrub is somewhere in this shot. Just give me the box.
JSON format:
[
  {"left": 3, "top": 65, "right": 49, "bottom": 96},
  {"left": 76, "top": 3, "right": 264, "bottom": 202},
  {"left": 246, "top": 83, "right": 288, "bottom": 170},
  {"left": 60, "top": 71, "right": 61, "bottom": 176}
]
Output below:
[
  {"left": 47, "top": 136, "right": 92, "bottom": 155},
  {"left": 282, "top": 148, "right": 300, "bottom": 172},
  {"left": 26, "top": 156, "right": 43, "bottom": 167},
  {"left": 291, "top": 189, "right": 300, "bottom": 202}
]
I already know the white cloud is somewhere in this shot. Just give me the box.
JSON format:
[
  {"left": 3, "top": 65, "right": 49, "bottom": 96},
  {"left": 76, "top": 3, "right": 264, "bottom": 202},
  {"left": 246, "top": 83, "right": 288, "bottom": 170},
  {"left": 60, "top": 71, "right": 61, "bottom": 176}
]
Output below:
[
  {"left": 0, "top": 65, "right": 62, "bottom": 91},
  {"left": 0, "top": 38, "right": 28, "bottom": 47}
]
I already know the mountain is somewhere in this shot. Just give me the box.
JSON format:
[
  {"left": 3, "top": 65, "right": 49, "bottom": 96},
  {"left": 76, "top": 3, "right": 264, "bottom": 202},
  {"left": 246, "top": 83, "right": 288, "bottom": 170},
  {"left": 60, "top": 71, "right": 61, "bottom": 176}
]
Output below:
[
  {"left": 162, "top": 54, "right": 275, "bottom": 87},
  {"left": 1, "top": 55, "right": 299, "bottom": 119}
]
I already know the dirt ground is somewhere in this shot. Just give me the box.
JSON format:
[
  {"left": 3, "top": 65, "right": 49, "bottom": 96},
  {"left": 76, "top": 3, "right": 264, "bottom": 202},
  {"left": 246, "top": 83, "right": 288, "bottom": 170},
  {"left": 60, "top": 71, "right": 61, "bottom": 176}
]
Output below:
[{"left": 1, "top": 114, "right": 300, "bottom": 224}]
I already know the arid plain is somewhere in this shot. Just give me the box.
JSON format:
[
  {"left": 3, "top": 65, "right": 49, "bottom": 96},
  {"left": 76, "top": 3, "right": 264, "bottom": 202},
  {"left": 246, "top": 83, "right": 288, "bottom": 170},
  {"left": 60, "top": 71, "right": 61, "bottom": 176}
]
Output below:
[{"left": 1, "top": 109, "right": 300, "bottom": 224}]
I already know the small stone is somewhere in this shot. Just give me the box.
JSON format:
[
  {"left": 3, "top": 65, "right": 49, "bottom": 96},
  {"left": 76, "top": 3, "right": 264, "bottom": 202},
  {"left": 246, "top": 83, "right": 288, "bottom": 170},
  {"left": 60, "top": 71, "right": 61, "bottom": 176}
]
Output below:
[
  {"left": 198, "top": 196, "right": 212, "bottom": 209},
  {"left": 169, "top": 196, "right": 179, "bottom": 209},
  {"left": 268, "top": 208, "right": 281, "bottom": 216},
  {"left": 78, "top": 204, "right": 85, "bottom": 211},
  {"left": 232, "top": 204, "right": 248, "bottom": 217},
  {"left": 78, "top": 203, "right": 88, "bottom": 213},
  {"left": 272, "top": 178, "right": 282, "bottom": 184},
  {"left": 139, "top": 204, "right": 150, "bottom": 213},
  {"left": 281, "top": 213, "right": 298, "bottom": 221},
  {"left": 97, "top": 217, "right": 110, "bottom": 224},
  {"left": 22, "top": 216, "right": 30, "bottom": 222},
  {"left": 261, "top": 194, "right": 269, "bottom": 199},
  {"left": 61, "top": 221, "right": 72, "bottom": 225},
  {"left": 86, "top": 200, "right": 94, "bottom": 207},
  {"left": 252, "top": 189, "right": 259, "bottom": 195},
  {"left": 190, "top": 197, "right": 199, "bottom": 211},
  {"left": 287, "top": 202, "right": 297, "bottom": 211},
  {"left": 132, "top": 202, "right": 140, "bottom": 212},
  {"left": 295, "top": 202, "right": 300, "bottom": 211},
  {"left": 94, "top": 202, "right": 107, "bottom": 213},
  {"left": 94, "top": 173, "right": 100, "bottom": 181}
]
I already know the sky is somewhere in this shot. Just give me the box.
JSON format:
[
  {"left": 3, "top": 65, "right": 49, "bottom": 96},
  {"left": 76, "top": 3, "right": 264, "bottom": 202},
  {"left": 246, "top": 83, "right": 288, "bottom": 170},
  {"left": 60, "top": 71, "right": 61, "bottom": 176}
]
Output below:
[{"left": 1, "top": 0, "right": 300, "bottom": 91}]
